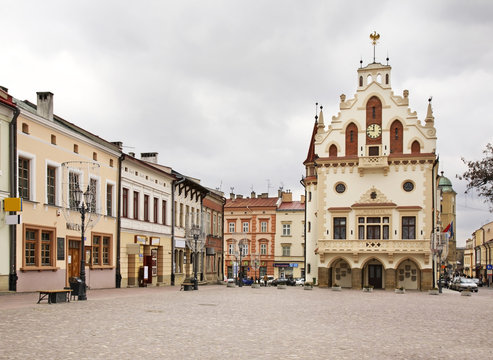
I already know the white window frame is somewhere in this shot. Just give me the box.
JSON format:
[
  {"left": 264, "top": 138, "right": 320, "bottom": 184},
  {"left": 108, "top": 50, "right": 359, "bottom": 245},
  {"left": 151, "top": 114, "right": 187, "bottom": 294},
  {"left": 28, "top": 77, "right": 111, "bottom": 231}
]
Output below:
[
  {"left": 242, "top": 222, "right": 249, "bottom": 233},
  {"left": 45, "top": 160, "right": 61, "bottom": 206},
  {"left": 260, "top": 243, "right": 267, "bottom": 255},
  {"left": 261, "top": 221, "right": 267, "bottom": 233},
  {"left": 18, "top": 150, "right": 36, "bottom": 201},
  {"left": 282, "top": 223, "right": 291, "bottom": 236},
  {"left": 229, "top": 222, "right": 235, "bottom": 233},
  {"left": 105, "top": 180, "right": 116, "bottom": 217}
]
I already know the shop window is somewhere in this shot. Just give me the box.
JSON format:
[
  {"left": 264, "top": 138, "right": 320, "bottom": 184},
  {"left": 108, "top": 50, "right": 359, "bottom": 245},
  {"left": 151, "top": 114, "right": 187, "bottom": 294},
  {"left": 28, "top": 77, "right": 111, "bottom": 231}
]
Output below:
[{"left": 22, "top": 226, "right": 55, "bottom": 269}]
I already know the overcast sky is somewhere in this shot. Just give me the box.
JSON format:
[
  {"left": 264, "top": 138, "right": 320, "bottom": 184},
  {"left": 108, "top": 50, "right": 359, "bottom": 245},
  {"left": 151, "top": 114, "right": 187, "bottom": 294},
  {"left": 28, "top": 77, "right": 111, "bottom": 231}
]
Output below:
[{"left": 2, "top": 1, "right": 493, "bottom": 246}]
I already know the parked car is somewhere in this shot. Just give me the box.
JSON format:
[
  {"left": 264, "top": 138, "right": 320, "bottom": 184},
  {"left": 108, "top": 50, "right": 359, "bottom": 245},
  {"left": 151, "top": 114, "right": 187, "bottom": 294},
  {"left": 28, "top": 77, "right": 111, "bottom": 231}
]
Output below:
[
  {"left": 242, "top": 278, "right": 254, "bottom": 286},
  {"left": 450, "top": 278, "right": 478, "bottom": 292},
  {"left": 271, "top": 278, "right": 296, "bottom": 286},
  {"left": 295, "top": 278, "right": 305, "bottom": 286},
  {"left": 260, "top": 276, "right": 274, "bottom": 285},
  {"left": 471, "top": 278, "right": 483, "bottom": 287}
]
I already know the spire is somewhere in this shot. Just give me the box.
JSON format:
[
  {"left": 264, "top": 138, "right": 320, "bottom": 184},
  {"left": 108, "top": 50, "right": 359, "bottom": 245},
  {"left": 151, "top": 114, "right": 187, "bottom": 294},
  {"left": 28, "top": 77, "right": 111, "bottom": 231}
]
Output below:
[
  {"left": 425, "top": 97, "right": 435, "bottom": 125},
  {"left": 317, "top": 105, "right": 324, "bottom": 131}
]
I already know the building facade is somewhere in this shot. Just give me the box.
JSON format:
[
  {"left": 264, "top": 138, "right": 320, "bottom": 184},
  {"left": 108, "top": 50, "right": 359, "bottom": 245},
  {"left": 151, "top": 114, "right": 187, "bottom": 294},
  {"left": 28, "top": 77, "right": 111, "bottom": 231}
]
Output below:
[
  {"left": 437, "top": 172, "right": 457, "bottom": 279},
  {"left": 15, "top": 92, "right": 120, "bottom": 292},
  {"left": 119, "top": 152, "right": 175, "bottom": 287},
  {"left": 304, "top": 54, "right": 438, "bottom": 290},
  {"left": 224, "top": 192, "right": 277, "bottom": 281},
  {"left": 0, "top": 86, "right": 18, "bottom": 291},
  {"left": 274, "top": 191, "right": 305, "bottom": 280},
  {"left": 202, "top": 189, "right": 225, "bottom": 283}
]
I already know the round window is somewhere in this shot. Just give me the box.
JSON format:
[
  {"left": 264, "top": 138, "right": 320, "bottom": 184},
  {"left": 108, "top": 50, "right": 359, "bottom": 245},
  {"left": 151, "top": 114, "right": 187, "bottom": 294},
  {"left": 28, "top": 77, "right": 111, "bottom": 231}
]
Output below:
[
  {"left": 403, "top": 181, "right": 414, "bottom": 192},
  {"left": 335, "top": 183, "right": 346, "bottom": 194}
]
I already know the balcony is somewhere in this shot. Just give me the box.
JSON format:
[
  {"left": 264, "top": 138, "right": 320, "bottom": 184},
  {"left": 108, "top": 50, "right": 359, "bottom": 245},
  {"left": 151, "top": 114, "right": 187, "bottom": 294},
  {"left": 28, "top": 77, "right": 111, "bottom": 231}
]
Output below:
[
  {"left": 317, "top": 239, "right": 430, "bottom": 254},
  {"left": 358, "top": 155, "right": 389, "bottom": 175}
]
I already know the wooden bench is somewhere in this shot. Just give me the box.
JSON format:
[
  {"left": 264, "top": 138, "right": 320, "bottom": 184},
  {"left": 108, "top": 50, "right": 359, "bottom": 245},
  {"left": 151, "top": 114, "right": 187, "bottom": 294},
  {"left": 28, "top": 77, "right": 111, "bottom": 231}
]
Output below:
[
  {"left": 37, "top": 289, "right": 72, "bottom": 304},
  {"left": 180, "top": 282, "right": 195, "bottom": 291}
]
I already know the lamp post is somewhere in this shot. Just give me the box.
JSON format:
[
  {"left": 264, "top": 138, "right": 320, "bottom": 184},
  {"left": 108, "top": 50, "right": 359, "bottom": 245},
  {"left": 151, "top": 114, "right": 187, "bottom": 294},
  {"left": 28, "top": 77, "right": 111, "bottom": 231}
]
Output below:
[
  {"left": 73, "top": 185, "right": 93, "bottom": 301},
  {"left": 190, "top": 224, "right": 200, "bottom": 290}
]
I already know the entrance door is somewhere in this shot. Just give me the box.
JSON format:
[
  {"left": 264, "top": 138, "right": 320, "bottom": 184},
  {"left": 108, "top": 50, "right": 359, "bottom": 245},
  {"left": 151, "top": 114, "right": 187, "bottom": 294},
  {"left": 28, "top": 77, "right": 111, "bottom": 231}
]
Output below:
[
  {"left": 143, "top": 255, "right": 153, "bottom": 284},
  {"left": 68, "top": 240, "right": 80, "bottom": 279},
  {"left": 368, "top": 264, "right": 382, "bottom": 289}
]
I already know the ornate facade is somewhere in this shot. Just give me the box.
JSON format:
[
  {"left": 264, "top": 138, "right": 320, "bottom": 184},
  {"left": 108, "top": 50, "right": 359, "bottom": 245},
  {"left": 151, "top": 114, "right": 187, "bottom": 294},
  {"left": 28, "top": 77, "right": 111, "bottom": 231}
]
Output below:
[{"left": 304, "top": 50, "right": 438, "bottom": 290}]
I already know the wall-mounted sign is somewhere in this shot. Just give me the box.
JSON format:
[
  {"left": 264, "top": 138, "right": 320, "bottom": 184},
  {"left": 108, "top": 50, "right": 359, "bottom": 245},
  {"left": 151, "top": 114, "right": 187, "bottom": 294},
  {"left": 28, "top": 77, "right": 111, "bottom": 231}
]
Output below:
[
  {"left": 5, "top": 214, "right": 22, "bottom": 225},
  {"left": 4, "top": 197, "right": 22, "bottom": 211},
  {"left": 66, "top": 222, "right": 81, "bottom": 231},
  {"left": 135, "top": 235, "right": 147, "bottom": 245},
  {"left": 151, "top": 237, "right": 160, "bottom": 246}
]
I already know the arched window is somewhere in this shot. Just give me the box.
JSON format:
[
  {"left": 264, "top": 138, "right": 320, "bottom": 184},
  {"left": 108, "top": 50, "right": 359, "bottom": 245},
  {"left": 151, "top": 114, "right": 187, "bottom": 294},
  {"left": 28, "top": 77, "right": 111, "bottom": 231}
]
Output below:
[
  {"left": 376, "top": 74, "right": 382, "bottom": 83},
  {"left": 411, "top": 140, "right": 421, "bottom": 154},
  {"left": 367, "top": 75, "right": 372, "bottom": 84},
  {"left": 359, "top": 76, "right": 363, "bottom": 87},
  {"left": 366, "top": 96, "right": 382, "bottom": 145},
  {"left": 329, "top": 144, "right": 337, "bottom": 157},
  {"left": 345, "top": 123, "right": 358, "bottom": 156},
  {"left": 390, "top": 120, "right": 403, "bottom": 154},
  {"left": 385, "top": 74, "right": 389, "bottom": 85}
]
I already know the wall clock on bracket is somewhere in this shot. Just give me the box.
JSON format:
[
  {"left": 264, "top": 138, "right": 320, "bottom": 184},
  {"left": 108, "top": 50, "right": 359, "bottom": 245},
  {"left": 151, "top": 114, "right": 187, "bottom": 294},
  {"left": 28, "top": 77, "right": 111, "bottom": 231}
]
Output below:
[{"left": 366, "top": 124, "right": 382, "bottom": 139}]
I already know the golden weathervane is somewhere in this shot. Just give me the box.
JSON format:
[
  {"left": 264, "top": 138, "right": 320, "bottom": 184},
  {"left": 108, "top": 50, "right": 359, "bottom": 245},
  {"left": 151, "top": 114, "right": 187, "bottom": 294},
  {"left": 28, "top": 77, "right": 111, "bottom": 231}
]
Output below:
[{"left": 370, "top": 31, "right": 380, "bottom": 63}]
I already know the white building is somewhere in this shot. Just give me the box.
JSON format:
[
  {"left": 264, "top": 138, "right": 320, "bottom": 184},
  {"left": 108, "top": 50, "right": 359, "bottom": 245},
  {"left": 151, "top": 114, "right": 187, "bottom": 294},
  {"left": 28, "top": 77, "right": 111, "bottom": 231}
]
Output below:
[{"left": 303, "top": 49, "right": 438, "bottom": 290}]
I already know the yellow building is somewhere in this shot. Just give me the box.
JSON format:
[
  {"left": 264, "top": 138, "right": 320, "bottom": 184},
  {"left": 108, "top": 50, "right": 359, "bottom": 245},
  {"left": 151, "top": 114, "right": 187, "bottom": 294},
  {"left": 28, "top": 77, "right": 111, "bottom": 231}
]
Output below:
[{"left": 15, "top": 92, "right": 120, "bottom": 292}]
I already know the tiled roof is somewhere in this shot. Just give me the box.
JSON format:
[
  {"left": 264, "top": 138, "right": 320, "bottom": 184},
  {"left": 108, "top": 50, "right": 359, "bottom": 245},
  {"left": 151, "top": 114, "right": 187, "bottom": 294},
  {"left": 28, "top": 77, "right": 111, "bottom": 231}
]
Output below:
[
  {"left": 225, "top": 197, "right": 278, "bottom": 208},
  {"left": 278, "top": 201, "right": 305, "bottom": 210}
]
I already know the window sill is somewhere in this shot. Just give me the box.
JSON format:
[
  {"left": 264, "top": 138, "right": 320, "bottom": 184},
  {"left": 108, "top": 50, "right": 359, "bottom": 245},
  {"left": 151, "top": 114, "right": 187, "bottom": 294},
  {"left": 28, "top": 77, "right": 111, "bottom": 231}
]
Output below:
[
  {"left": 20, "top": 266, "right": 59, "bottom": 272},
  {"left": 89, "top": 265, "right": 115, "bottom": 270}
]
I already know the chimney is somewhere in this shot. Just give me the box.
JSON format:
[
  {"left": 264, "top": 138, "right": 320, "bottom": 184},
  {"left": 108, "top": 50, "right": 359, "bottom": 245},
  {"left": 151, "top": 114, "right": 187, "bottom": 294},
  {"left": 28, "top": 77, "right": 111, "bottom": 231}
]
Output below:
[
  {"left": 141, "top": 152, "right": 158, "bottom": 164},
  {"left": 300, "top": 195, "right": 305, "bottom": 203},
  {"left": 259, "top": 193, "right": 268, "bottom": 199},
  {"left": 282, "top": 191, "right": 292, "bottom": 203},
  {"left": 251, "top": 191, "right": 256, "bottom": 199},
  {"left": 36, "top": 92, "right": 54, "bottom": 120},
  {"left": 236, "top": 194, "right": 243, "bottom": 199},
  {"left": 112, "top": 141, "right": 123, "bottom": 150},
  {"left": 230, "top": 192, "right": 235, "bottom": 200}
]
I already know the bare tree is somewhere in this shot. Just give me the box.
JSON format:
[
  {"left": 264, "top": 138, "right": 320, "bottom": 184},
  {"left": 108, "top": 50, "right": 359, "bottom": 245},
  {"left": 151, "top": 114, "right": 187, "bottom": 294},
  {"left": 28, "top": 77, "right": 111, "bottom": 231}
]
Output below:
[{"left": 459, "top": 143, "right": 493, "bottom": 210}]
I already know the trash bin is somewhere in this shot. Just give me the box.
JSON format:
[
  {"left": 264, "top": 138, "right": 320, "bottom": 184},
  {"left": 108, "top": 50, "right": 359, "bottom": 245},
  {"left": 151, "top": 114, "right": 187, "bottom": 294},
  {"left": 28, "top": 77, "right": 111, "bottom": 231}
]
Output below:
[{"left": 69, "top": 277, "right": 83, "bottom": 300}]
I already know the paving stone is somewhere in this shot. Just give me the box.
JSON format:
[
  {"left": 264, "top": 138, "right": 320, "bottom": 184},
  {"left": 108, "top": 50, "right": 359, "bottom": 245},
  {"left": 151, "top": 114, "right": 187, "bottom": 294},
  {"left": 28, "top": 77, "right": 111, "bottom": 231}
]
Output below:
[{"left": 1, "top": 286, "right": 492, "bottom": 359}]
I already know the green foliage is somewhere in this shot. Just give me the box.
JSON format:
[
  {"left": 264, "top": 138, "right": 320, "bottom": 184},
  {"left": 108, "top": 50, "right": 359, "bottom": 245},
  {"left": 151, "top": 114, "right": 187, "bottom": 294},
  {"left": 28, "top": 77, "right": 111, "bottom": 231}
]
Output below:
[{"left": 459, "top": 143, "right": 493, "bottom": 210}]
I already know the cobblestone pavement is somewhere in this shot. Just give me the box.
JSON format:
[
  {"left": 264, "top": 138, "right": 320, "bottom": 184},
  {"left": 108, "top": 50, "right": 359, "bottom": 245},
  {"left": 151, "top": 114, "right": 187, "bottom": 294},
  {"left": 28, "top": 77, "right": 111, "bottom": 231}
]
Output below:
[{"left": 1, "top": 285, "right": 492, "bottom": 359}]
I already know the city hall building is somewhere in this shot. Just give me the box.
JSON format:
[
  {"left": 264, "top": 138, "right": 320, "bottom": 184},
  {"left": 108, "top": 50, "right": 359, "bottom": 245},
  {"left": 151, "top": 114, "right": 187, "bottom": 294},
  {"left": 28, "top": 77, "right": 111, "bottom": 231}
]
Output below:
[{"left": 304, "top": 43, "right": 438, "bottom": 290}]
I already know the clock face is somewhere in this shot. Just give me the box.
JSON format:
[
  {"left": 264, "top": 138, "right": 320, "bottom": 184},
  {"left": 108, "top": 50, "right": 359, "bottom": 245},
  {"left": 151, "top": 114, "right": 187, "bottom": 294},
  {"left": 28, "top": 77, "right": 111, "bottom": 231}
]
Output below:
[{"left": 366, "top": 124, "right": 382, "bottom": 139}]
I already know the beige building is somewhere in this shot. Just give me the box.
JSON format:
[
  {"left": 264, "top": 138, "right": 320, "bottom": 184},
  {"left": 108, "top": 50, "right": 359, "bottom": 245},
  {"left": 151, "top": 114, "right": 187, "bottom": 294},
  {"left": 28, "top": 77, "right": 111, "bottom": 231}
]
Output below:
[
  {"left": 0, "top": 87, "right": 18, "bottom": 291},
  {"left": 119, "top": 152, "right": 175, "bottom": 287},
  {"left": 274, "top": 191, "right": 305, "bottom": 280},
  {"left": 15, "top": 92, "right": 120, "bottom": 292},
  {"left": 304, "top": 48, "right": 438, "bottom": 290},
  {"left": 437, "top": 172, "right": 457, "bottom": 277},
  {"left": 465, "top": 221, "right": 493, "bottom": 283}
]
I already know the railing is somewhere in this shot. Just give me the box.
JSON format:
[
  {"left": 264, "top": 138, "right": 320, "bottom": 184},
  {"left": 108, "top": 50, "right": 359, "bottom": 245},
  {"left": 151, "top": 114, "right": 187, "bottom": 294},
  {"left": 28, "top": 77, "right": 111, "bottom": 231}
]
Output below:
[
  {"left": 317, "top": 239, "right": 430, "bottom": 253},
  {"left": 358, "top": 156, "right": 389, "bottom": 169}
]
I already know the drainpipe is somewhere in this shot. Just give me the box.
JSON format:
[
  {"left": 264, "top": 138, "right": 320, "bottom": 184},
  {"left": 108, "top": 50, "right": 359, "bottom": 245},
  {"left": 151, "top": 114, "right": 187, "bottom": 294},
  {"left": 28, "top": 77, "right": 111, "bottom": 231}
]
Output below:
[
  {"left": 300, "top": 177, "right": 306, "bottom": 281},
  {"left": 221, "top": 198, "right": 225, "bottom": 282},
  {"left": 9, "top": 105, "right": 20, "bottom": 291},
  {"left": 115, "top": 154, "right": 123, "bottom": 288},
  {"left": 171, "top": 176, "right": 186, "bottom": 285},
  {"left": 431, "top": 157, "right": 439, "bottom": 290}
]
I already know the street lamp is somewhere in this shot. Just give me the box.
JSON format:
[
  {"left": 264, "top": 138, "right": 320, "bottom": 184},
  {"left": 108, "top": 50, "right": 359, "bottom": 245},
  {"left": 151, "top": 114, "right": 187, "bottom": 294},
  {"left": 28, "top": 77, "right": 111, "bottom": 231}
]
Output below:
[
  {"left": 190, "top": 224, "right": 201, "bottom": 290},
  {"left": 73, "top": 185, "right": 94, "bottom": 301}
]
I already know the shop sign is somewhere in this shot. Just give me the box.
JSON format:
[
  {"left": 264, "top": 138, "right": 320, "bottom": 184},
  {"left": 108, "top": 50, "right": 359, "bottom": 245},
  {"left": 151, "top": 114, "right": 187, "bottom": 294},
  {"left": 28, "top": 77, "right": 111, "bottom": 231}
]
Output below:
[
  {"left": 242, "top": 261, "right": 249, "bottom": 266},
  {"left": 290, "top": 263, "right": 298, "bottom": 268},
  {"left": 274, "top": 263, "right": 290, "bottom": 267},
  {"left": 151, "top": 237, "right": 160, "bottom": 246},
  {"left": 135, "top": 235, "right": 148, "bottom": 245}
]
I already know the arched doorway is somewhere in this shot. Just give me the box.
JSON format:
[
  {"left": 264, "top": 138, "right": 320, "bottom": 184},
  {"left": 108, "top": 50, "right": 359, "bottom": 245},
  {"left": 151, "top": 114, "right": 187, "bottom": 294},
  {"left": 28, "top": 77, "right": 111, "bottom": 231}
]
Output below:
[
  {"left": 396, "top": 259, "right": 420, "bottom": 290},
  {"left": 363, "top": 259, "right": 385, "bottom": 289},
  {"left": 332, "top": 259, "right": 352, "bottom": 288}
]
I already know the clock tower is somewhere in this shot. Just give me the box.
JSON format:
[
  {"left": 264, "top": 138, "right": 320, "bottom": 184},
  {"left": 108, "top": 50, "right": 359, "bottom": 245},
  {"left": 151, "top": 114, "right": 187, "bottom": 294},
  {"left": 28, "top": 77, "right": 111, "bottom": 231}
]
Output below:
[{"left": 303, "top": 34, "right": 438, "bottom": 290}]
